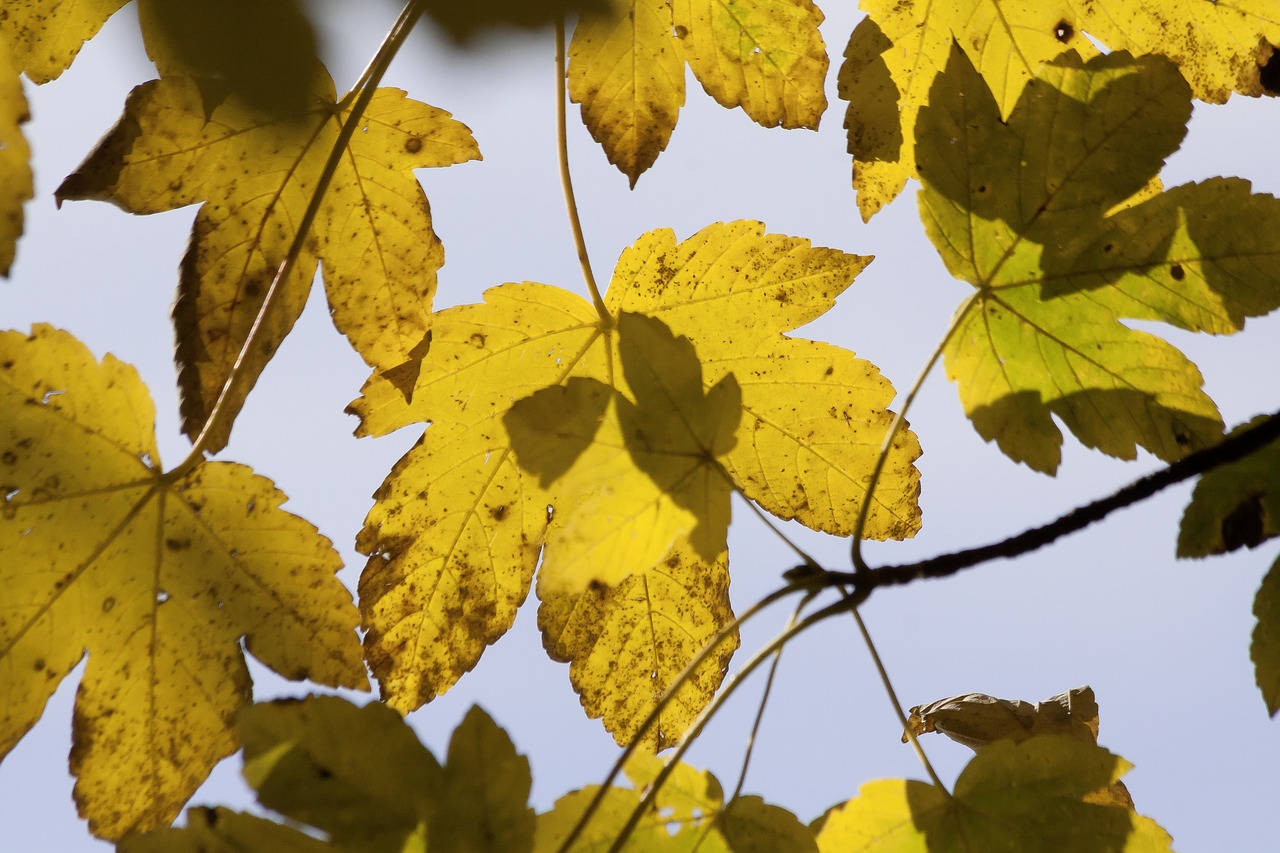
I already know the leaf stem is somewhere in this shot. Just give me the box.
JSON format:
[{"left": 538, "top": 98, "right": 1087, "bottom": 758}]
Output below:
[
  {"left": 605, "top": 597, "right": 857, "bottom": 853},
  {"left": 851, "top": 292, "right": 977, "bottom": 572},
  {"left": 554, "top": 581, "right": 809, "bottom": 853},
  {"left": 555, "top": 18, "right": 609, "bottom": 323},
  {"left": 727, "top": 597, "right": 802, "bottom": 804},
  {"left": 165, "top": 0, "right": 428, "bottom": 481},
  {"left": 835, "top": 408, "right": 1280, "bottom": 592},
  {"left": 849, "top": 603, "right": 948, "bottom": 793}
]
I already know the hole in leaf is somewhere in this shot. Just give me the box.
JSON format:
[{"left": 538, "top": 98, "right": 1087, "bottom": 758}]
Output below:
[
  {"left": 156, "top": 590, "right": 170, "bottom": 604},
  {"left": 40, "top": 389, "right": 66, "bottom": 404},
  {"left": 1054, "top": 21, "right": 1074, "bottom": 42}
]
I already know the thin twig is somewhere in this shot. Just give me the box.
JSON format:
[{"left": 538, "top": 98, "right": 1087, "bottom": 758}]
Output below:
[
  {"left": 833, "top": 409, "right": 1280, "bottom": 593},
  {"left": 849, "top": 601, "right": 948, "bottom": 792},
  {"left": 727, "top": 597, "right": 805, "bottom": 804},
  {"left": 605, "top": 596, "right": 856, "bottom": 853},
  {"left": 851, "top": 293, "right": 976, "bottom": 572},
  {"left": 554, "top": 582, "right": 807, "bottom": 853},
  {"left": 167, "top": 0, "right": 428, "bottom": 480},
  {"left": 555, "top": 18, "right": 609, "bottom": 322}
]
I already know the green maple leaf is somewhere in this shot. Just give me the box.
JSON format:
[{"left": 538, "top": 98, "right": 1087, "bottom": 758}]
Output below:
[{"left": 919, "top": 47, "right": 1280, "bottom": 473}]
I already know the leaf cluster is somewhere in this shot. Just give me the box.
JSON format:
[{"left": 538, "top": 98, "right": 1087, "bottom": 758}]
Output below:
[{"left": 2, "top": 0, "right": 1280, "bottom": 849}]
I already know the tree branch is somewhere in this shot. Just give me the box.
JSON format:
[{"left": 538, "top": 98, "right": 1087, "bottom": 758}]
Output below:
[{"left": 825, "top": 410, "right": 1280, "bottom": 593}]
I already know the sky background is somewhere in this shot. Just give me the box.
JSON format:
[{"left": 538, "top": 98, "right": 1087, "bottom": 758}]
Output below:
[{"left": 3, "top": 3, "right": 1280, "bottom": 850}]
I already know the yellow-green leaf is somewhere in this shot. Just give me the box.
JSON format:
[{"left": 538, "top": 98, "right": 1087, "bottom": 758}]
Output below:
[
  {"left": 569, "top": 0, "right": 686, "bottom": 187},
  {"left": 671, "top": 0, "right": 828, "bottom": 129},
  {"left": 1253, "top": 556, "right": 1280, "bottom": 716},
  {"left": 239, "top": 696, "right": 442, "bottom": 849},
  {"left": 119, "top": 807, "right": 332, "bottom": 853},
  {"left": 533, "top": 786, "right": 677, "bottom": 853},
  {"left": 721, "top": 796, "right": 819, "bottom": 853},
  {"left": 350, "top": 221, "right": 919, "bottom": 714},
  {"left": 841, "top": 2, "right": 1097, "bottom": 219},
  {"left": 815, "top": 737, "right": 1172, "bottom": 852},
  {"left": 0, "top": 0, "right": 129, "bottom": 82},
  {"left": 1179, "top": 417, "right": 1280, "bottom": 557},
  {"left": 0, "top": 326, "right": 365, "bottom": 840},
  {"left": 538, "top": 537, "right": 737, "bottom": 751},
  {"left": 843, "top": 1, "right": 1277, "bottom": 218},
  {"left": 0, "top": 39, "right": 31, "bottom": 276},
  {"left": 433, "top": 705, "right": 536, "bottom": 853},
  {"left": 918, "top": 49, "right": 1252, "bottom": 472},
  {"left": 56, "top": 73, "right": 479, "bottom": 451}
]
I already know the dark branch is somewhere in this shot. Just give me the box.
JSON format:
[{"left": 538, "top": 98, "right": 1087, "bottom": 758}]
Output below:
[{"left": 824, "top": 410, "right": 1280, "bottom": 593}]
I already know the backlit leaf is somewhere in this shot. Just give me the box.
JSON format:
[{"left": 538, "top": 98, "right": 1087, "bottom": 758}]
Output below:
[
  {"left": 570, "top": 0, "right": 826, "bottom": 184},
  {"left": 538, "top": 537, "right": 737, "bottom": 751},
  {"left": 843, "top": 0, "right": 1278, "bottom": 218},
  {"left": 721, "top": 796, "right": 819, "bottom": 853},
  {"left": 0, "top": 326, "right": 365, "bottom": 840},
  {"left": 0, "top": 39, "right": 31, "bottom": 276},
  {"left": 56, "top": 72, "right": 479, "bottom": 451},
  {"left": 1253, "top": 556, "right": 1280, "bottom": 716},
  {"left": 137, "top": 0, "right": 323, "bottom": 119},
  {"left": 433, "top": 706, "right": 536, "bottom": 853},
  {"left": 671, "top": 0, "right": 828, "bottom": 129},
  {"left": 1179, "top": 417, "right": 1280, "bottom": 557},
  {"left": 349, "top": 221, "right": 920, "bottom": 716},
  {"left": 239, "top": 696, "right": 442, "bottom": 849},
  {"left": 119, "top": 807, "right": 331, "bottom": 853},
  {"left": 915, "top": 48, "right": 1280, "bottom": 472},
  {"left": 0, "top": 0, "right": 129, "bottom": 82},
  {"left": 569, "top": 0, "right": 686, "bottom": 187},
  {"left": 815, "top": 737, "right": 1171, "bottom": 852}
]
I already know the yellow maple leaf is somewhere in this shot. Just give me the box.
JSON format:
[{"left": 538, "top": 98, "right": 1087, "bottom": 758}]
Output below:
[
  {"left": 815, "top": 737, "right": 1171, "bottom": 852},
  {"left": 915, "top": 48, "right": 1280, "bottom": 472},
  {"left": 349, "top": 220, "right": 921, "bottom": 715},
  {"left": 56, "top": 71, "right": 480, "bottom": 451},
  {"left": 569, "top": 0, "right": 686, "bottom": 187},
  {"left": 0, "top": 326, "right": 366, "bottom": 840},
  {"left": 0, "top": 0, "right": 129, "bottom": 82},
  {"left": 842, "top": 1, "right": 1279, "bottom": 219},
  {"left": 0, "top": 38, "right": 32, "bottom": 276},
  {"left": 538, "top": 537, "right": 737, "bottom": 751},
  {"left": 570, "top": 0, "right": 827, "bottom": 185}
]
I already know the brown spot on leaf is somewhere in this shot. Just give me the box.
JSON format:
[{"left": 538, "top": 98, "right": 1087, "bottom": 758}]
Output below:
[
  {"left": 490, "top": 504, "right": 507, "bottom": 521},
  {"left": 1, "top": 451, "right": 15, "bottom": 465},
  {"left": 405, "top": 136, "right": 423, "bottom": 154},
  {"left": 1054, "top": 21, "right": 1074, "bottom": 42},
  {"left": 165, "top": 538, "right": 190, "bottom": 551},
  {"left": 1170, "top": 263, "right": 1185, "bottom": 281}
]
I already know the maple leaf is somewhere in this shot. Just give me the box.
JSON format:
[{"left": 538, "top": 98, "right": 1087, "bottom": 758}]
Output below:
[
  {"left": 136, "top": 0, "right": 324, "bottom": 118},
  {"left": 538, "top": 536, "right": 738, "bottom": 751},
  {"left": 535, "top": 754, "right": 815, "bottom": 851},
  {"left": 0, "top": 326, "right": 366, "bottom": 840},
  {"left": 841, "top": 1, "right": 1280, "bottom": 218},
  {"left": 348, "top": 220, "right": 921, "bottom": 717},
  {"left": 1177, "top": 417, "right": 1280, "bottom": 716},
  {"left": 56, "top": 71, "right": 480, "bottom": 451},
  {"left": 0, "top": 0, "right": 129, "bottom": 82},
  {"left": 917, "top": 48, "right": 1280, "bottom": 473},
  {"left": 126, "top": 697, "right": 535, "bottom": 851},
  {"left": 814, "top": 737, "right": 1172, "bottom": 852},
  {"left": 0, "top": 39, "right": 31, "bottom": 276},
  {"left": 570, "top": 0, "right": 827, "bottom": 185}
]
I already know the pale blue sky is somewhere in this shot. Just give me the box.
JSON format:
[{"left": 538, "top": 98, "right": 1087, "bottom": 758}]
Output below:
[{"left": 3, "top": 4, "right": 1279, "bottom": 851}]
